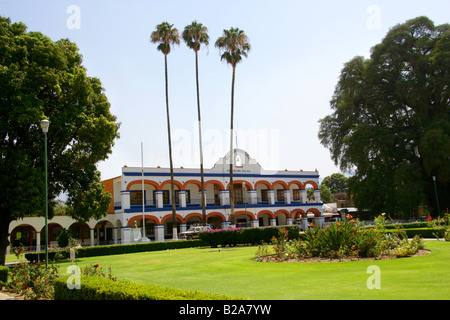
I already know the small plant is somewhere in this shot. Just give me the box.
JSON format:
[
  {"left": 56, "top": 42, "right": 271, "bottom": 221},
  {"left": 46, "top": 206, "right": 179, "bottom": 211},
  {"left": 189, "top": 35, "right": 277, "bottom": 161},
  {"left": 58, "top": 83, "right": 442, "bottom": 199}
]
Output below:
[
  {"left": 81, "top": 263, "right": 116, "bottom": 281},
  {"left": 2, "top": 246, "right": 60, "bottom": 299},
  {"left": 254, "top": 244, "right": 272, "bottom": 262}
]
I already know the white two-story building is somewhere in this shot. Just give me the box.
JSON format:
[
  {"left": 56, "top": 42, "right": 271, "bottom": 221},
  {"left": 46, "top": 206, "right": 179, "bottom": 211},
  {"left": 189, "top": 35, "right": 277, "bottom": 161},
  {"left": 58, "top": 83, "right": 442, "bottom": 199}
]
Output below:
[{"left": 8, "top": 149, "right": 325, "bottom": 251}]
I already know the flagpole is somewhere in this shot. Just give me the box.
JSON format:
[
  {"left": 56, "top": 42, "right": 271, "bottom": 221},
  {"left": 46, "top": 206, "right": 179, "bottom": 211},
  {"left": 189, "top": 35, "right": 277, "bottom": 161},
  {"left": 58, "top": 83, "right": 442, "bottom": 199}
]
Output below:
[{"left": 141, "top": 142, "right": 149, "bottom": 242}]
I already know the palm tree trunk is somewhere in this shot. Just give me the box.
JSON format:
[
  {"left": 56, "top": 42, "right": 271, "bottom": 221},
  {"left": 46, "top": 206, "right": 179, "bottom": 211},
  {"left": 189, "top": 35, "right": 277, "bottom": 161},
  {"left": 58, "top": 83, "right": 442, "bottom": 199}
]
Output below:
[
  {"left": 164, "top": 54, "right": 178, "bottom": 240},
  {"left": 195, "top": 51, "right": 207, "bottom": 227},
  {"left": 229, "top": 65, "right": 236, "bottom": 221}
]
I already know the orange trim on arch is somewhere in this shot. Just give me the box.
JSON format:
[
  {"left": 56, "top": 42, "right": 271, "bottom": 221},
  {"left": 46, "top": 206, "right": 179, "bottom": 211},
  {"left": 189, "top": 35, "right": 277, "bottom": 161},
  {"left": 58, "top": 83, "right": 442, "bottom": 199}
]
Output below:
[
  {"left": 182, "top": 180, "right": 202, "bottom": 190},
  {"left": 303, "top": 180, "right": 319, "bottom": 189},
  {"left": 161, "top": 214, "right": 184, "bottom": 224},
  {"left": 206, "top": 212, "right": 226, "bottom": 222},
  {"left": 275, "top": 209, "right": 291, "bottom": 218},
  {"left": 204, "top": 180, "right": 225, "bottom": 190},
  {"left": 127, "top": 215, "right": 160, "bottom": 226},
  {"left": 227, "top": 180, "right": 253, "bottom": 190},
  {"left": 272, "top": 180, "right": 288, "bottom": 189},
  {"left": 291, "top": 209, "right": 307, "bottom": 218},
  {"left": 254, "top": 180, "right": 272, "bottom": 189},
  {"left": 306, "top": 208, "right": 322, "bottom": 217},
  {"left": 257, "top": 210, "right": 275, "bottom": 219},
  {"left": 288, "top": 180, "right": 304, "bottom": 189},
  {"left": 126, "top": 179, "right": 161, "bottom": 191},
  {"left": 160, "top": 179, "right": 183, "bottom": 190},
  {"left": 184, "top": 213, "right": 203, "bottom": 223},
  {"left": 234, "top": 210, "right": 256, "bottom": 220}
]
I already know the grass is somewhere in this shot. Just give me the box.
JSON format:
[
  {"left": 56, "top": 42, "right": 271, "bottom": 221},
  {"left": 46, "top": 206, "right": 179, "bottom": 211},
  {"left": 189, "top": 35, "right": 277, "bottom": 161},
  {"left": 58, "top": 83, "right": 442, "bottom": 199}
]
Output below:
[{"left": 52, "top": 241, "right": 450, "bottom": 300}]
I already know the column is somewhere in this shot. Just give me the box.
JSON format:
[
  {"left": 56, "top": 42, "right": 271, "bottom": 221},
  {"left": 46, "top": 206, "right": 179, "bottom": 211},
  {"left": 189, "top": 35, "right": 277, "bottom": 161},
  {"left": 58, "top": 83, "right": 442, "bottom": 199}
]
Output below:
[
  {"left": 284, "top": 189, "right": 291, "bottom": 204},
  {"left": 248, "top": 189, "right": 257, "bottom": 204},
  {"left": 220, "top": 190, "right": 229, "bottom": 206},
  {"left": 286, "top": 217, "right": 293, "bottom": 225},
  {"left": 90, "top": 228, "right": 95, "bottom": 246},
  {"left": 180, "top": 223, "right": 187, "bottom": 233},
  {"left": 314, "top": 189, "right": 321, "bottom": 203},
  {"left": 270, "top": 218, "right": 277, "bottom": 226},
  {"left": 250, "top": 219, "right": 259, "bottom": 228},
  {"left": 314, "top": 216, "right": 324, "bottom": 228},
  {"left": 179, "top": 190, "right": 186, "bottom": 207},
  {"left": 113, "top": 227, "right": 117, "bottom": 244},
  {"left": 301, "top": 189, "right": 307, "bottom": 203},
  {"left": 155, "top": 190, "right": 163, "bottom": 208},
  {"left": 155, "top": 224, "right": 165, "bottom": 242},
  {"left": 121, "top": 227, "right": 131, "bottom": 244},
  {"left": 36, "top": 232, "right": 41, "bottom": 252},
  {"left": 268, "top": 190, "right": 275, "bottom": 205},
  {"left": 121, "top": 191, "right": 131, "bottom": 210},
  {"left": 301, "top": 217, "right": 308, "bottom": 231}
]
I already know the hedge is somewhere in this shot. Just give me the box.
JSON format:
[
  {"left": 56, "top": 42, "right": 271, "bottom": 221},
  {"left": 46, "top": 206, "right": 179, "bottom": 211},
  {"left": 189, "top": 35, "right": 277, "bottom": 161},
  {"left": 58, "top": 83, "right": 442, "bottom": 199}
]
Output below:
[
  {"left": 0, "top": 266, "right": 8, "bottom": 283},
  {"left": 54, "top": 276, "right": 245, "bottom": 300},
  {"left": 25, "top": 239, "right": 205, "bottom": 263},
  {"left": 199, "top": 225, "right": 301, "bottom": 248},
  {"left": 385, "top": 227, "right": 445, "bottom": 238}
]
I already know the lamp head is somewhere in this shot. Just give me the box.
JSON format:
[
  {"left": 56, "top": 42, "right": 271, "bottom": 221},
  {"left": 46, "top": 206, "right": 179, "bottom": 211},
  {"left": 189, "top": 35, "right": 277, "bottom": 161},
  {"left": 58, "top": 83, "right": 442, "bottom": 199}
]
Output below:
[{"left": 40, "top": 119, "right": 50, "bottom": 133}]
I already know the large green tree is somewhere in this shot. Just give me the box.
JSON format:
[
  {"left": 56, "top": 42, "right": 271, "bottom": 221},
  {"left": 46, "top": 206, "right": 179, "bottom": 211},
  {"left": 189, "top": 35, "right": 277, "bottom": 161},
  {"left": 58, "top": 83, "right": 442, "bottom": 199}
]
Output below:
[
  {"left": 0, "top": 17, "right": 120, "bottom": 265},
  {"left": 150, "top": 22, "right": 180, "bottom": 239},
  {"left": 319, "top": 17, "right": 449, "bottom": 217},
  {"left": 182, "top": 21, "right": 209, "bottom": 226},
  {"left": 215, "top": 28, "right": 250, "bottom": 219}
]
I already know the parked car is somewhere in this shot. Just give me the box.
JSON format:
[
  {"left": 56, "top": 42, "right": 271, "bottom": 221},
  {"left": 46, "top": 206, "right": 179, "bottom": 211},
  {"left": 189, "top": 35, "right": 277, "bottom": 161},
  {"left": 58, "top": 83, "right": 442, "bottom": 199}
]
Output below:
[{"left": 179, "top": 225, "right": 212, "bottom": 240}]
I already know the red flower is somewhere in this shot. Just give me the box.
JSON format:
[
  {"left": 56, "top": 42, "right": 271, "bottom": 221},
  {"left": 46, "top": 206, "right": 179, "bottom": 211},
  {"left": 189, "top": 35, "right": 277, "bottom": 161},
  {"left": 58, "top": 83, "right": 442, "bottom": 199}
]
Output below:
[{"left": 94, "top": 264, "right": 99, "bottom": 268}]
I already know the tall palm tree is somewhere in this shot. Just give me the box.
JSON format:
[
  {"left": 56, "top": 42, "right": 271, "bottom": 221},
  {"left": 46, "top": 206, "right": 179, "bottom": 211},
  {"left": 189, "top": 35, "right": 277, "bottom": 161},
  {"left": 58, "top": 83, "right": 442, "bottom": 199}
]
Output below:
[
  {"left": 215, "top": 28, "right": 251, "bottom": 221},
  {"left": 182, "top": 21, "right": 209, "bottom": 227},
  {"left": 151, "top": 22, "right": 180, "bottom": 239}
]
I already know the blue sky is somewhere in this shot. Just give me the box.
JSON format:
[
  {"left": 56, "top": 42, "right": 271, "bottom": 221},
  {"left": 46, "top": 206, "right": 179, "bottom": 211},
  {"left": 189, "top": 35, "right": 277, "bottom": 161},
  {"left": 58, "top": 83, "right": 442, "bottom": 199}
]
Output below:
[{"left": 2, "top": 0, "right": 449, "bottom": 181}]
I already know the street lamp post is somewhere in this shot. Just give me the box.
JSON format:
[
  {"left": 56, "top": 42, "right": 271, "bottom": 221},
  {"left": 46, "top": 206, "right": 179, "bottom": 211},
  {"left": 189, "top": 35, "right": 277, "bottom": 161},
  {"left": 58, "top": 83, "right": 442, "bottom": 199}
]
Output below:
[
  {"left": 40, "top": 119, "right": 50, "bottom": 268},
  {"left": 432, "top": 176, "right": 440, "bottom": 217}
]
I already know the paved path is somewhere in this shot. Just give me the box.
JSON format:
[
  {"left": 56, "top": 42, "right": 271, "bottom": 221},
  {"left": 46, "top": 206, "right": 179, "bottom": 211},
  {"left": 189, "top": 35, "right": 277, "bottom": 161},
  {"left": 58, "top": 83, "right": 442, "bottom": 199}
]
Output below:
[{"left": 0, "top": 292, "right": 21, "bottom": 300}]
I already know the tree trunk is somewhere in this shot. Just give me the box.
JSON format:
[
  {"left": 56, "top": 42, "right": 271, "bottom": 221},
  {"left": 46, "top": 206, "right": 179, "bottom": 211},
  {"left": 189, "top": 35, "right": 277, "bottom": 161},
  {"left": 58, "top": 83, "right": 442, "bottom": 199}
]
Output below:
[
  {"left": 0, "top": 211, "right": 12, "bottom": 266},
  {"left": 164, "top": 54, "right": 178, "bottom": 240},
  {"left": 195, "top": 51, "right": 207, "bottom": 227},
  {"left": 229, "top": 65, "right": 236, "bottom": 221}
]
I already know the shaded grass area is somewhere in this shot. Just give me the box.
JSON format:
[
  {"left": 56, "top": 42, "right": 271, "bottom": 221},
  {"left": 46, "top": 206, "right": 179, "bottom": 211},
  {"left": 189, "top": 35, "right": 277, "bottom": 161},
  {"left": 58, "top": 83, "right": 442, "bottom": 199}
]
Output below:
[{"left": 56, "top": 241, "right": 450, "bottom": 300}]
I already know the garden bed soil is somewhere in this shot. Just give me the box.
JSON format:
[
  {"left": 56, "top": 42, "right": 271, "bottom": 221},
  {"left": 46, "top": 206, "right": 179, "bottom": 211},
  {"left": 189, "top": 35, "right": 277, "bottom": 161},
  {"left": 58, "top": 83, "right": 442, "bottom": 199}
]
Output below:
[{"left": 254, "top": 250, "right": 431, "bottom": 263}]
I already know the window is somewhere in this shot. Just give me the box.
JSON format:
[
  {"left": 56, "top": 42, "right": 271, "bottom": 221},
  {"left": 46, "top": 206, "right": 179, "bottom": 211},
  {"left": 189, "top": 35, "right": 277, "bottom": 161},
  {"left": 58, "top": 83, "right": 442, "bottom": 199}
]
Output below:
[
  {"left": 261, "top": 189, "right": 269, "bottom": 202},
  {"left": 130, "top": 191, "right": 144, "bottom": 205},
  {"left": 277, "top": 189, "right": 285, "bottom": 202},
  {"left": 162, "top": 190, "right": 170, "bottom": 204},
  {"left": 233, "top": 183, "right": 243, "bottom": 204},
  {"left": 293, "top": 189, "right": 301, "bottom": 201},
  {"left": 214, "top": 185, "right": 220, "bottom": 205}
]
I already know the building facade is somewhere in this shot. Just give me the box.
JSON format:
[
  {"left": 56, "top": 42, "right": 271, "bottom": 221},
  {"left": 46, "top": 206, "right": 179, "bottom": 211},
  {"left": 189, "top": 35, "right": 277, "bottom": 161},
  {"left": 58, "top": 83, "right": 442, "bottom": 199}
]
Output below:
[{"left": 7, "top": 149, "right": 325, "bottom": 251}]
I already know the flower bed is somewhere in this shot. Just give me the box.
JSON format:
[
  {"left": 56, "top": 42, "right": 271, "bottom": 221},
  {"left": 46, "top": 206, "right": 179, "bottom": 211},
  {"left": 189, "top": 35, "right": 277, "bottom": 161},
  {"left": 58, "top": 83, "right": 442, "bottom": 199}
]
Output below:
[{"left": 254, "top": 215, "right": 429, "bottom": 263}]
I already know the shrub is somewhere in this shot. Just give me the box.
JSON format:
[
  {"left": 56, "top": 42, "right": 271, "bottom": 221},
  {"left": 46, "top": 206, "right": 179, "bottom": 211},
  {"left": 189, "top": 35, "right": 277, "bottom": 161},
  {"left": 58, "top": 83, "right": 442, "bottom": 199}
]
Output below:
[
  {"left": 0, "top": 266, "right": 8, "bottom": 283},
  {"left": 25, "top": 239, "right": 205, "bottom": 262},
  {"left": 2, "top": 247, "right": 59, "bottom": 299},
  {"left": 54, "top": 275, "right": 245, "bottom": 300},
  {"left": 199, "top": 225, "right": 301, "bottom": 248}
]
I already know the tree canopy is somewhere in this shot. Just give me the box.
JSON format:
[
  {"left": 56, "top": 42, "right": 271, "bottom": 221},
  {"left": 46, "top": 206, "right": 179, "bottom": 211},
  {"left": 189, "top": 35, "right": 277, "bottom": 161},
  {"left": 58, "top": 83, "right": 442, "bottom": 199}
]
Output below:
[
  {"left": 0, "top": 17, "right": 120, "bottom": 264},
  {"left": 319, "top": 16, "right": 449, "bottom": 217}
]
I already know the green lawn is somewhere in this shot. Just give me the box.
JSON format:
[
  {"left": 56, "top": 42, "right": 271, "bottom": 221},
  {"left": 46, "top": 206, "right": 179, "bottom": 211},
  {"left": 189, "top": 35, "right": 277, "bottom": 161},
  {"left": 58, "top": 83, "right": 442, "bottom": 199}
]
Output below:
[{"left": 57, "top": 240, "right": 450, "bottom": 300}]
